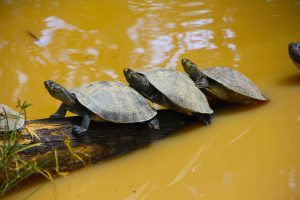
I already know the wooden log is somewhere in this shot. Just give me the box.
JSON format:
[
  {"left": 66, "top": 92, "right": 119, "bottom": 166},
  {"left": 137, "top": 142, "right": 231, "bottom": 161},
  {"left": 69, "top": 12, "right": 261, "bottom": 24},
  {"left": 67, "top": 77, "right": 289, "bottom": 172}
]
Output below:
[{"left": 0, "top": 110, "right": 194, "bottom": 184}]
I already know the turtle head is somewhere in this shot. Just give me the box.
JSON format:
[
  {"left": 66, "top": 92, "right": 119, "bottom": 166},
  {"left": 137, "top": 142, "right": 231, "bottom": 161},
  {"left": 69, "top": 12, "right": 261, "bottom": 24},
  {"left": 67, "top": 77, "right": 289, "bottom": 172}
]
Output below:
[
  {"left": 124, "top": 68, "right": 155, "bottom": 98},
  {"left": 44, "top": 80, "right": 75, "bottom": 105},
  {"left": 181, "top": 58, "right": 203, "bottom": 80},
  {"left": 123, "top": 68, "right": 145, "bottom": 89},
  {"left": 288, "top": 42, "right": 300, "bottom": 67}
]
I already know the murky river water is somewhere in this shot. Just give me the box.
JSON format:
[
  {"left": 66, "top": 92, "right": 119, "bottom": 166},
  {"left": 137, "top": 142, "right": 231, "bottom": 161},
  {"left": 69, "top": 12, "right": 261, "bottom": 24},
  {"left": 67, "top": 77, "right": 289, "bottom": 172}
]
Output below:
[{"left": 1, "top": 0, "right": 300, "bottom": 199}]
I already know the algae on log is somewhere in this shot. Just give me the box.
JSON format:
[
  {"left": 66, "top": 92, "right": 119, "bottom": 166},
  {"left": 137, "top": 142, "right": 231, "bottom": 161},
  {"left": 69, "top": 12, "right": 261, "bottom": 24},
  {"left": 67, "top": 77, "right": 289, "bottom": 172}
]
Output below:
[{"left": 0, "top": 110, "right": 194, "bottom": 184}]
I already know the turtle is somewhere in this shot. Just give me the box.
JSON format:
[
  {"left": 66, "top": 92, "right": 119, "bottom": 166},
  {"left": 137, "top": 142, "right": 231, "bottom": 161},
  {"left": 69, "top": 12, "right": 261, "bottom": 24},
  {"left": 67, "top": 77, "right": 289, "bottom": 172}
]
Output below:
[
  {"left": 0, "top": 104, "right": 25, "bottom": 132},
  {"left": 181, "top": 58, "right": 268, "bottom": 104},
  {"left": 123, "top": 68, "right": 213, "bottom": 125},
  {"left": 44, "top": 80, "right": 159, "bottom": 137},
  {"left": 288, "top": 42, "right": 300, "bottom": 69}
]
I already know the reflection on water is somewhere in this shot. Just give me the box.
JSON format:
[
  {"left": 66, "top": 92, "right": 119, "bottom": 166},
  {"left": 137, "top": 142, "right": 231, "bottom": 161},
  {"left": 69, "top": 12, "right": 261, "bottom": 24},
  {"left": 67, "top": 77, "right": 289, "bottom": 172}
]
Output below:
[
  {"left": 35, "top": 16, "right": 77, "bottom": 47},
  {"left": 124, "top": 181, "right": 152, "bottom": 200},
  {"left": 0, "top": 41, "right": 10, "bottom": 49},
  {"left": 102, "top": 69, "right": 119, "bottom": 79},
  {"left": 180, "top": 18, "right": 213, "bottom": 28},
  {"left": 126, "top": 0, "right": 241, "bottom": 69},
  {"left": 0, "top": 0, "right": 243, "bottom": 101},
  {"left": 223, "top": 28, "right": 235, "bottom": 39},
  {"left": 12, "top": 70, "right": 28, "bottom": 100},
  {"left": 30, "top": 16, "right": 102, "bottom": 88},
  {"left": 180, "top": 9, "right": 211, "bottom": 17},
  {"left": 127, "top": 0, "right": 218, "bottom": 69},
  {"left": 167, "top": 144, "right": 208, "bottom": 186}
]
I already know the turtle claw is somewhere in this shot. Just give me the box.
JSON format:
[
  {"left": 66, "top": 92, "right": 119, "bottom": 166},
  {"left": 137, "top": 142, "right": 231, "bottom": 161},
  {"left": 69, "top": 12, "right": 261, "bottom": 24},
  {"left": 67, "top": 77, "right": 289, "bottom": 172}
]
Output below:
[
  {"left": 72, "top": 125, "right": 87, "bottom": 137},
  {"left": 147, "top": 117, "right": 160, "bottom": 130}
]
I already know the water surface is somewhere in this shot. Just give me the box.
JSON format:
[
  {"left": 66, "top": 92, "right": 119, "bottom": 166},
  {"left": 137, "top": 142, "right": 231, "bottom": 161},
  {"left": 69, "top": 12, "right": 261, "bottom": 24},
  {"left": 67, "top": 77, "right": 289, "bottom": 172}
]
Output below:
[{"left": 0, "top": 0, "right": 300, "bottom": 199}]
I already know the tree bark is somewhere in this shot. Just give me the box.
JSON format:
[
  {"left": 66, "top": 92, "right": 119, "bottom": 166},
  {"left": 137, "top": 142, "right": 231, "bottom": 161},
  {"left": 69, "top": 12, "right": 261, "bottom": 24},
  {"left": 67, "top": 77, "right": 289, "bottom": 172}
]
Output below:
[{"left": 0, "top": 110, "right": 194, "bottom": 184}]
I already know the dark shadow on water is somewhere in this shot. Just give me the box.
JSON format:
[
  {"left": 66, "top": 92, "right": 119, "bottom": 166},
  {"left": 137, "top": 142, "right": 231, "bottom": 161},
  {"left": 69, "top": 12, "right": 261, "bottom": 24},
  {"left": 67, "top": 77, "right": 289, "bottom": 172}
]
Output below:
[
  {"left": 276, "top": 73, "right": 300, "bottom": 86},
  {"left": 210, "top": 100, "right": 269, "bottom": 116}
]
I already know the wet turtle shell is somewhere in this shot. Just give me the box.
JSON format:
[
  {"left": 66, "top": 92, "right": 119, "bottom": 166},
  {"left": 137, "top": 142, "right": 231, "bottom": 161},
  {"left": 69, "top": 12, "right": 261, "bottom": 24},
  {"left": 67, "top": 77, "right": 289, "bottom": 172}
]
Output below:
[
  {"left": 71, "top": 81, "right": 156, "bottom": 123},
  {"left": 140, "top": 68, "right": 213, "bottom": 114},
  {"left": 0, "top": 104, "right": 25, "bottom": 132},
  {"left": 202, "top": 67, "right": 268, "bottom": 102}
]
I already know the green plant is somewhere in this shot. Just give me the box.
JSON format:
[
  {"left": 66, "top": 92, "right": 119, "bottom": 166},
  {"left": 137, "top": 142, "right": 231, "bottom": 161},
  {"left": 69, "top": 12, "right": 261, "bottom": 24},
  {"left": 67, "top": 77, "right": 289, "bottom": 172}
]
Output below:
[
  {"left": 0, "top": 101, "right": 50, "bottom": 197},
  {"left": 0, "top": 101, "right": 87, "bottom": 197}
]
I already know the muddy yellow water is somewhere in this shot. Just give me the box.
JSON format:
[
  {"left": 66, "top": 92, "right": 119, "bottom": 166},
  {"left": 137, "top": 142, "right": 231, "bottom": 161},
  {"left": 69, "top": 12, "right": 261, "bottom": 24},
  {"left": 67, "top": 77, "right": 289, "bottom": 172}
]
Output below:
[{"left": 1, "top": 0, "right": 300, "bottom": 199}]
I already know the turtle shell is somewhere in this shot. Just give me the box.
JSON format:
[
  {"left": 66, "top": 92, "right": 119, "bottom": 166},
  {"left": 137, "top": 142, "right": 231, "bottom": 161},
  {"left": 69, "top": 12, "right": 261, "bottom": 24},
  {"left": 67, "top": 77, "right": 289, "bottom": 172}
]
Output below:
[
  {"left": 71, "top": 81, "right": 156, "bottom": 123},
  {"left": 140, "top": 68, "right": 213, "bottom": 114},
  {"left": 203, "top": 67, "right": 267, "bottom": 101},
  {"left": 288, "top": 42, "right": 300, "bottom": 69},
  {"left": 0, "top": 104, "right": 25, "bottom": 132}
]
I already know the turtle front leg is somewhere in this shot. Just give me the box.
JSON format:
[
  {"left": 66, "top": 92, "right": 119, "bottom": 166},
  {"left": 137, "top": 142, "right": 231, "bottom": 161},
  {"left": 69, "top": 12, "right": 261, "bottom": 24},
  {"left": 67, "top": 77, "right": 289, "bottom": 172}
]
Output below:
[
  {"left": 146, "top": 117, "right": 159, "bottom": 130},
  {"left": 50, "top": 103, "right": 67, "bottom": 118},
  {"left": 193, "top": 113, "right": 212, "bottom": 126},
  {"left": 72, "top": 114, "right": 91, "bottom": 137}
]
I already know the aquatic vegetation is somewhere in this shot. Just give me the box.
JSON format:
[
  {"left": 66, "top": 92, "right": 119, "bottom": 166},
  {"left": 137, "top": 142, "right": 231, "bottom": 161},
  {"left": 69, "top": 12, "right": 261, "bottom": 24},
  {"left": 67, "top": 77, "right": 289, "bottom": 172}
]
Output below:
[
  {"left": 0, "top": 101, "right": 85, "bottom": 197},
  {"left": 0, "top": 101, "right": 50, "bottom": 196}
]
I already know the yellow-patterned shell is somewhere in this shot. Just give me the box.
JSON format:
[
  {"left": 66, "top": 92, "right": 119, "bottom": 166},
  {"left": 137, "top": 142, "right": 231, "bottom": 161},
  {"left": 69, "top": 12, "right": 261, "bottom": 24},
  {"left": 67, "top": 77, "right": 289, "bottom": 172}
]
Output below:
[
  {"left": 141, "top": 68, "right": 213, "bottom": 114},
  {"left": 71, "top": 81, "right": 156, "bottom": 123},
  {"left": 203, "top": 67, "right": 268, "bottom": 102},
  {"left": 0, "top": 104, "right": 25, "bottom": 132}
]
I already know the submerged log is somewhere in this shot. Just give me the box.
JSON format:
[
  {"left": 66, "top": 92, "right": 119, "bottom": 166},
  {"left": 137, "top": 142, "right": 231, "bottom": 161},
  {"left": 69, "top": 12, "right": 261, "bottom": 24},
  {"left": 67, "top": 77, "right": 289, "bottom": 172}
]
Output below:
[{"left": 0, "top": 110, "right": 194, "bottom": 184}]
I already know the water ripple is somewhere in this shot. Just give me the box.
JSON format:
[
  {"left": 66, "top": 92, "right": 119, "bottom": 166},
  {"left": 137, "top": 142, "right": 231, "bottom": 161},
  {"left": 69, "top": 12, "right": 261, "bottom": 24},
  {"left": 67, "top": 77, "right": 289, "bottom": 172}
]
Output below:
[{"left": 127, "top": 0, "right": 218, "bottom": 68}]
